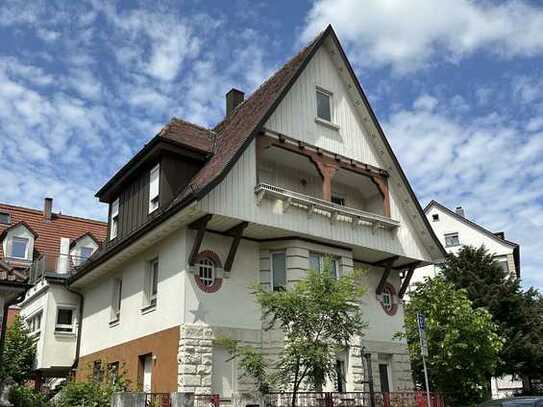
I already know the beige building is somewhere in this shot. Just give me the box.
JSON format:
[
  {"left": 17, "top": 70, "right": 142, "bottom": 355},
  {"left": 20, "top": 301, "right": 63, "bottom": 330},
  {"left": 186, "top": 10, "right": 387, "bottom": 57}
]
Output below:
[{"left": 55, "top": 26, "right": 446, "bottom": 398}]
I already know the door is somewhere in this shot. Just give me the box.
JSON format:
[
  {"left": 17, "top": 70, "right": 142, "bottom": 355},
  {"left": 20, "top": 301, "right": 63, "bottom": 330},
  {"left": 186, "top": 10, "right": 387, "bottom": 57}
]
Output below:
[
  {"left": 379, "top": 363, "right": 390, "bottom": 393},
  {"left": 139, "top": 354, "right": 153, "bottom": 392}
]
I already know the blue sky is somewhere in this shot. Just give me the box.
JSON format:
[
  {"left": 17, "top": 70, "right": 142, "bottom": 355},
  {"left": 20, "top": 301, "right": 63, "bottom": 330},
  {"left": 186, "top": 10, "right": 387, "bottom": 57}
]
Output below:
[{"left": 0, "top": 0, "right": 542, "bottom": 289}]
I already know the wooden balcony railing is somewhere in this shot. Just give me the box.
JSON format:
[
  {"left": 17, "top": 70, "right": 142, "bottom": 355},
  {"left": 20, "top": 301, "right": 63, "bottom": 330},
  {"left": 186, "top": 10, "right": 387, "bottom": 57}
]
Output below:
[{"left": 255, "top": 183, "right": 400, "bottom": 231}]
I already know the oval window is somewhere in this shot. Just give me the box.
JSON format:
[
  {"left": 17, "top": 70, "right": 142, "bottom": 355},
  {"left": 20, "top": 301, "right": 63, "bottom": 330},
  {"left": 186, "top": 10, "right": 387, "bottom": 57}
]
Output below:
[{"left": 194, "top": 251, "right": 223, "bottom": 293}]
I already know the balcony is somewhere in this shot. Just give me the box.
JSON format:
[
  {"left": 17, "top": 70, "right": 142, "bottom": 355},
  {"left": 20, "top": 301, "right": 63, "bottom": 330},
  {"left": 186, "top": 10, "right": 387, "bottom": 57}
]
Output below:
[
  {"left": 28, "top": 254, "right": 91, "bottom": 284},
  {"left": 255, "top": 183, "right": 399, "bottom": 231}
]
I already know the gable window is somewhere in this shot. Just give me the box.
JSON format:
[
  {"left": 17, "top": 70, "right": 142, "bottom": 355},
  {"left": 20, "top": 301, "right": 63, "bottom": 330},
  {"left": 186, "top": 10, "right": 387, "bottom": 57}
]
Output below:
[
  {"left": 316, "top": 88, "right": 332, "bottom": 122},
  {"left": 444, "top": 232, "right": 460, "bottom": 247},
  {"left": 26, "top": 311, "right": 42, "bottom": 337},
  {"left": 432, "top": 214, "right": 439, "bottom": 222},
  {"left": 271, "top": 251, "right": 287, "bottom": 291},
  {"left": 144, "top": 258, "right": 159, "bottom": 309},
  {"left": 149, "top": 164, "right": 160, "bottom": 213},
  {"left": 496, "top": 258, "right": 510, "bottom": 274},
  {"left": 309, "top": 252, "right": 338, "bottom": 278},
  {"left": 80, "top": 246, "right": 94, "bottom": 259},
  {"left": 111, "top": 278, "right": 122, "bottom": 324},
  {"left": 0, "top": 212, "right": 10, "bottom": 225},
  {"left": 110, "top": 198, "right": 119, "bottom": 240},
  {"left": 55, "top": 307, "right": 75, "bottom": 333},
  {"left": 10, "top": 237, "right": 29, "bottom": 259}
]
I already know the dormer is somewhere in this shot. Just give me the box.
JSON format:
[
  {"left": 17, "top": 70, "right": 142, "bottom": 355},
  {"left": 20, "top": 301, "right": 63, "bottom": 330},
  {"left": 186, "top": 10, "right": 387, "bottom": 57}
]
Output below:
[
  {"left": 1, "top": 221, "right": 38, "bottom": 263},
  {"left": 69, "top": 233, "right": 100, "bottom": 266},
  {"left": 96, "top": 119, "right": 213, "bottom": 243}
]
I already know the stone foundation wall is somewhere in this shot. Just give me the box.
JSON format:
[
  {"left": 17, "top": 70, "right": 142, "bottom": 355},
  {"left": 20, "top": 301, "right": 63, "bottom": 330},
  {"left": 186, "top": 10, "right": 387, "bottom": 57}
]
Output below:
[{"left": 177, "top": 324, "right": 214, "bottom": 394}]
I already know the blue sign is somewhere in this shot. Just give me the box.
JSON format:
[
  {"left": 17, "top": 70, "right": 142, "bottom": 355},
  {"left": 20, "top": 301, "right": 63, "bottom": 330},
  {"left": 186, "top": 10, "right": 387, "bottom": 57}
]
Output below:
[{"left": 417, "top": 313, "right": 426, "bottom": 331}]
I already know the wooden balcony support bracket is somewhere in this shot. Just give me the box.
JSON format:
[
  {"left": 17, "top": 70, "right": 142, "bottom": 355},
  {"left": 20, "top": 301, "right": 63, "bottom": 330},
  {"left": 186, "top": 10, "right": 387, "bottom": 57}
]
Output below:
[
  {"left": 188, "top": 214, "right": 213, "bottom": 266},
  {"left": 224, "top": 222, "right": 249, "bottom": 272},
  {"left": 375, "top": 255, "right": 399, "bottom": 295},
  {"left": 398, "top": 262, "right": 421, "bottom": 299},
  {"left": 370, "top": 175, "right": 391, "bottom": 218},
  {"left": 283, "top": 197, "right": 292, "bottom": 212}
]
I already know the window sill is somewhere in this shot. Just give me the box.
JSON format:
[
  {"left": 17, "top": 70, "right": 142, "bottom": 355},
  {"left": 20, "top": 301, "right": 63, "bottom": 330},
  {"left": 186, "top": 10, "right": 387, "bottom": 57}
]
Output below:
[
  {"left": 54, "top": 331, "right": 76, "bottom": 337},
  {"left": 315, "top": 117, "right": 340, "bottom": 131},
  {"left": 141, "top": 304, "right": 156, "bottom": 315},
  {"left": 109, "top": 319, "right": 120, "bottom": 327}
]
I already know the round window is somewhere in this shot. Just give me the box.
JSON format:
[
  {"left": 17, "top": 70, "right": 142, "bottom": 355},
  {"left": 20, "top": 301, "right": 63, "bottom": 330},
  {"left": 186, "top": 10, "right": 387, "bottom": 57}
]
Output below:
[
  {"left": 194, "top": 251, "right": 223, "bottom": 293},
  {"left": 380, "top": 283, "right": 398, "bottom": 316}
]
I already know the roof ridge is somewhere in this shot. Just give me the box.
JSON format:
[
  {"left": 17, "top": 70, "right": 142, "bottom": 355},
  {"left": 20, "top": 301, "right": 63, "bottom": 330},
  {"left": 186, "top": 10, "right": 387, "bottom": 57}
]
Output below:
[{"left": 0, "top": 202, "right": 106, "bottom": 225}]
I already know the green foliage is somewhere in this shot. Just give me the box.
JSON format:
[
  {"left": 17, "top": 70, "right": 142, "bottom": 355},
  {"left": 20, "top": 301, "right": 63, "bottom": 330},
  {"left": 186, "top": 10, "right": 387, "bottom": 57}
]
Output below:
[
  {"left": 441, "top": 245, "right": 543, "bottom": 380},
  {"left": 55, "top": 361, "right": 130, "bottom": 407},
  {"left": 8, "top": 385, "right": 49, "bottom": 407},
  {"left": 224, "top": 259, "right": 367, "bottom": 405},
  {"left": 403, "top": 276, "right": 503, "bottom": 406},
  {"left": 0, "top": 315, "right": 36, "bottom": 384}
]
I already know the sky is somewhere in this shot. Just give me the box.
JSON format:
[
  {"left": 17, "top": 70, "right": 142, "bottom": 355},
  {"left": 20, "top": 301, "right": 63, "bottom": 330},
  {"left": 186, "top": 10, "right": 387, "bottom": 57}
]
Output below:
[{"left": 0, "top": 0, "right": 542, "bottom": 289}]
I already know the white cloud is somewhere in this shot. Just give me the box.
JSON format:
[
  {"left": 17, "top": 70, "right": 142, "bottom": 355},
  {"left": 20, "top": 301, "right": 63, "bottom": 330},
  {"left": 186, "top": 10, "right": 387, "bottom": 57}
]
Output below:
[
  {"left": 384, "top": 93, "right": 543, "bottom": 288},
  {"left": 302, "top": 0, "right": 543, "bottom": 72}
]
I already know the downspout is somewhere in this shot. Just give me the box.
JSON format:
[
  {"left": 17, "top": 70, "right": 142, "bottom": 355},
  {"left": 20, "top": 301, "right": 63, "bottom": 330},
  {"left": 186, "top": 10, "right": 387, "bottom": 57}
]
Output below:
[{"left": 65, "top": 284, "right": 84, "bottom": 375}]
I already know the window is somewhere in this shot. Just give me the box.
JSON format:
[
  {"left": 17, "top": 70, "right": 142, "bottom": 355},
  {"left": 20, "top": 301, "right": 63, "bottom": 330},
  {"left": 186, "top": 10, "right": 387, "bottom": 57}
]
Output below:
[
  {"left": 309, "top": 253, "right": 338, "bottom": 278},
  {"left": 497, "top": 259, "right": 510, "bottom": 274},
  {"left": 111, "top": 278, "right": 122, "bottom": 323},
  {"left": 110, "top": 198, "right": 119, "bottom": 240},
  {"left": 10, "top": 237, "right": 29, "bottom": 259},
  {"left": 332, "top": 195, "right": 345, "bottom": 206},
  {"left": 380, "top": 283, "right": 398, "bottom": 315},
  {"left": 149, "top": 164, "right": 160, "bottom": 213},
  {"left": 108, "top": 362, "right": 120, "bottom": 383},
  {"left": 144, "top": 258, "right": 159, "bottom": 308},
  {"left": 335, "top": 359, "right": 346, "bottom": 392},
  {"left": 198, "top": 258, "right": 215, "bottom": 287},
  {"left": 316, "top": 88, "right": 332, "bottom": 122},
  {"left": 444, "top": 233, "right": 460, "bottom": 247},
  {"left": 80, "top": 246, "right": 94, "bottom": 259},
  {"left": 55, "top": 308, "right": 74, "bottom": 333},
  {"left": 26, "top": 311, "right": 42, "bottom": 336},
  {"left": 93, "top": 360, "right": 103, "bottom": 382},
  {"left": 0, "top": 212, "right": 10, "bottom": 225},
  {"left": 432, "top": 214, "right": 439, "bottom": 222},
  {"left": 271, "top": 252, "right": 287, "bottom": 291}
]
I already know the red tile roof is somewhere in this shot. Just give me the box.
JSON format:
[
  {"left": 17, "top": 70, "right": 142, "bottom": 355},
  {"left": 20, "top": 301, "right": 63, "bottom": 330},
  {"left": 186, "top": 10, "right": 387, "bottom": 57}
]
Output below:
[
  {"left": 0, "top": 203, "right": 107, "bottom": 261},
  {"left": 158, "top": 118, "right": 214, "bottom": 153}
]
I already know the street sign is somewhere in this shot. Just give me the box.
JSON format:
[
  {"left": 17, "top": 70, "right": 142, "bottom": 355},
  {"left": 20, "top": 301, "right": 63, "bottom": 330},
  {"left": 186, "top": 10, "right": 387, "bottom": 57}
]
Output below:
[
  {"left": 416, "top": 312, "right": 431, "bottom": 407},
  {"left": 417, "top": 313, "right": 426, "bottom": 331}
]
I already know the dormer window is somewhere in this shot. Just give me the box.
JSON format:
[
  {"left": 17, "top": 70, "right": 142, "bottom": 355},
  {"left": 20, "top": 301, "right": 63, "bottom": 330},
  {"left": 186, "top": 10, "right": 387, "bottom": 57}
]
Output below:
[
  {"left": 110, "top": 198, "right": 119, "bottom": 240},
  {"left": 316, "top": 88, "right": 332, "bottom": 122},
  {"left": 0, "top": 212, "right": 10, "bottom": 225},
  {"left": 432, "top": 214, "right": 439, "bottom": 222},
  {"left": 10, "top": 237, "right": 29, "bottom": 259},
  {"left": 149, "top": 164, "right": 160, "bottom": 214}
]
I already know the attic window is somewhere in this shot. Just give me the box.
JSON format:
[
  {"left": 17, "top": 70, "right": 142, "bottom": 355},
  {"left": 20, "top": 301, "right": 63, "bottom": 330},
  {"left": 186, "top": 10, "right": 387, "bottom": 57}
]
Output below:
[
  {"left": 432, "top": 214, "right": 439, "bottom": 222},
  {"left": 0, "top": 212, "right": 10, "bottom": 225},
  {"left": 149, "top": 164, "right": 160, "bottom": 214},
  {"left": 10, "top": 237, "right": 29, "bottom": 259},
  {"left": 444, "top": 232, "right": 460, "bottom": 247},
  {"left": 316, "top": 88, "right": 332, "bottom": 122},
  {"left": 110, "top": 198, "right": 119, "bottom": 240}
]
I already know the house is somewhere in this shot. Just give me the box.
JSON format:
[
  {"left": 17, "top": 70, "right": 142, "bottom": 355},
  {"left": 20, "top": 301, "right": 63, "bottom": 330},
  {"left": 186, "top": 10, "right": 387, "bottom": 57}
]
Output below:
[
  {"left": 413, "top": 200, "right": 522, "bottom": 398},
  {"left": 64, "top": 26, "right": 445, "bottom": 397},
  {"left": 0, "top": 198, "right": 107, "bottom": 387}
]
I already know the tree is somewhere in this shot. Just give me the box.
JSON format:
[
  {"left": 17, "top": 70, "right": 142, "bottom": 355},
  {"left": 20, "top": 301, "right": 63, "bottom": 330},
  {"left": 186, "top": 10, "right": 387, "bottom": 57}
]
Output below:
[
  {"left": 0, "top": 315, "right": 36, "bottom": 384},
  {"left": 441, "top": 246, "right": 543, "bottom": 381},
  {"left": 223, "top": 260, "right": 367, "bottom": 406},
  {"left": 403, "top": 276, "right": 503, "bottom": 406}
]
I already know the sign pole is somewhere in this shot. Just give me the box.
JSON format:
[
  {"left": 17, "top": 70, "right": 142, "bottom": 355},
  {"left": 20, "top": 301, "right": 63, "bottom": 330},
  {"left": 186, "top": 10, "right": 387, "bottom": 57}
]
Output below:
[{"left": 417, "top": 313, "right": 432, "bottom": 407}]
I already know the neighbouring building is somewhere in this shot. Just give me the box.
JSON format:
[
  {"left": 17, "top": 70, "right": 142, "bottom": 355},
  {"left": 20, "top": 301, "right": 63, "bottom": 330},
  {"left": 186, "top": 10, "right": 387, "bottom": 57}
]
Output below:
[
  {"left": 55, "top": 26, "right": 446, "bottom": 398},
  {"left": 0, "top": 198, "right": 107, "bottom": 388},
  {"left": 414, "top": 200, "right": 522, "bottom": 398}
]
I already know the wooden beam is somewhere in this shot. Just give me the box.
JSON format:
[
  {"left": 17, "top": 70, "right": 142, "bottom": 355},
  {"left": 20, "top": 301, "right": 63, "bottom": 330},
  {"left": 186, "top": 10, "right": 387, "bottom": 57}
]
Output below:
[
  {"left": 224, "top": 222, "right": 249, "bottom": 272},
  {"left": 188, "top": 214, "right": 213, "bottom": 266},
  {"left": 398, "top": 262, "right": 420, "bottom": 299},
  {"left": 371, "top": 175, "right": 391, "bottom": 218},
  {"left": 375, "top": 256, "right": 398, "bottom": 295}
]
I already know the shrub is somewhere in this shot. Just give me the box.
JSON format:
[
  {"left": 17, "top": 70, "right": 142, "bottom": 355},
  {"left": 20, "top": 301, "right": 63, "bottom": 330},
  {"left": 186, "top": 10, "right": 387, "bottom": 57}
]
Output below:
[{"left": 8, "top": 385, "right": 49, "bottom": 407}]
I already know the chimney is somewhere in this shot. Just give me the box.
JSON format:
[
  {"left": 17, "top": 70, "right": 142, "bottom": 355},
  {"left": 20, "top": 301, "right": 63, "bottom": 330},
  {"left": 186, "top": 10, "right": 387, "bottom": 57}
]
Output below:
[
  {"left": 226, "top": 88, "right": 244, "bottom": 116},
  {"left": 44, "top": 197, "right": 53, "bottom": 221},
  {"left": 455, "top": 206, "right": 465, "bottom": 218}
]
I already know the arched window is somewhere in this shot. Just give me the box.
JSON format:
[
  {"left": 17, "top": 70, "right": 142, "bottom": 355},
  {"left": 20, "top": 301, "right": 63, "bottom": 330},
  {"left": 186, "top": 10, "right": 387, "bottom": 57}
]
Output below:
[
  {"left": 194, "top": 251, "right": 223, "bottom": 293},
  {"left": 380, "top": 283, "right": 398, "bottom": 316}
]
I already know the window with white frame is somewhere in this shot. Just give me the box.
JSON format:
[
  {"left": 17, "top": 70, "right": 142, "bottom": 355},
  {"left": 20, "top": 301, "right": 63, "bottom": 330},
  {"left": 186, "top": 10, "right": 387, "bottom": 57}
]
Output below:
[
  {"left": 144, "top": 258, "right": 159, "bottom": 308},
  {"left": 316, "top": 88, "right": 332, "bottom": 122},
  {"left": 309, "top": 252, "right": 339, "bottom": 278},
  {"left": 111, "top": 278, "right": 122, "bottom": 323},
  {"left": 496, "top": 257, "right": 510, "bottom": 274},
  {"left": 444, "top": 233, "right": 460, "bottom": 247},
  {"left": 26, "top": 311, "right": 42, "bottom": 336},
  {"left": 55, "top": 307, "right": 75, "bottom": 333},
  {"left": 382, "top": 286, "right": 393, "bottom": 314},
  {"left": 10, "top": 236, "right": 29, "bottom": 259},
  {"left": 149, "top": 164, "right": 160, "bottom": 213},
  {"left": 271, "top": 251, "right": 287, "bottom": 291},
  {"left": 110, "top": 198, "right": 119, "bottom": 240},
  {"left": 198, "top": 258, "right": 215, "bottom": 287}
]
